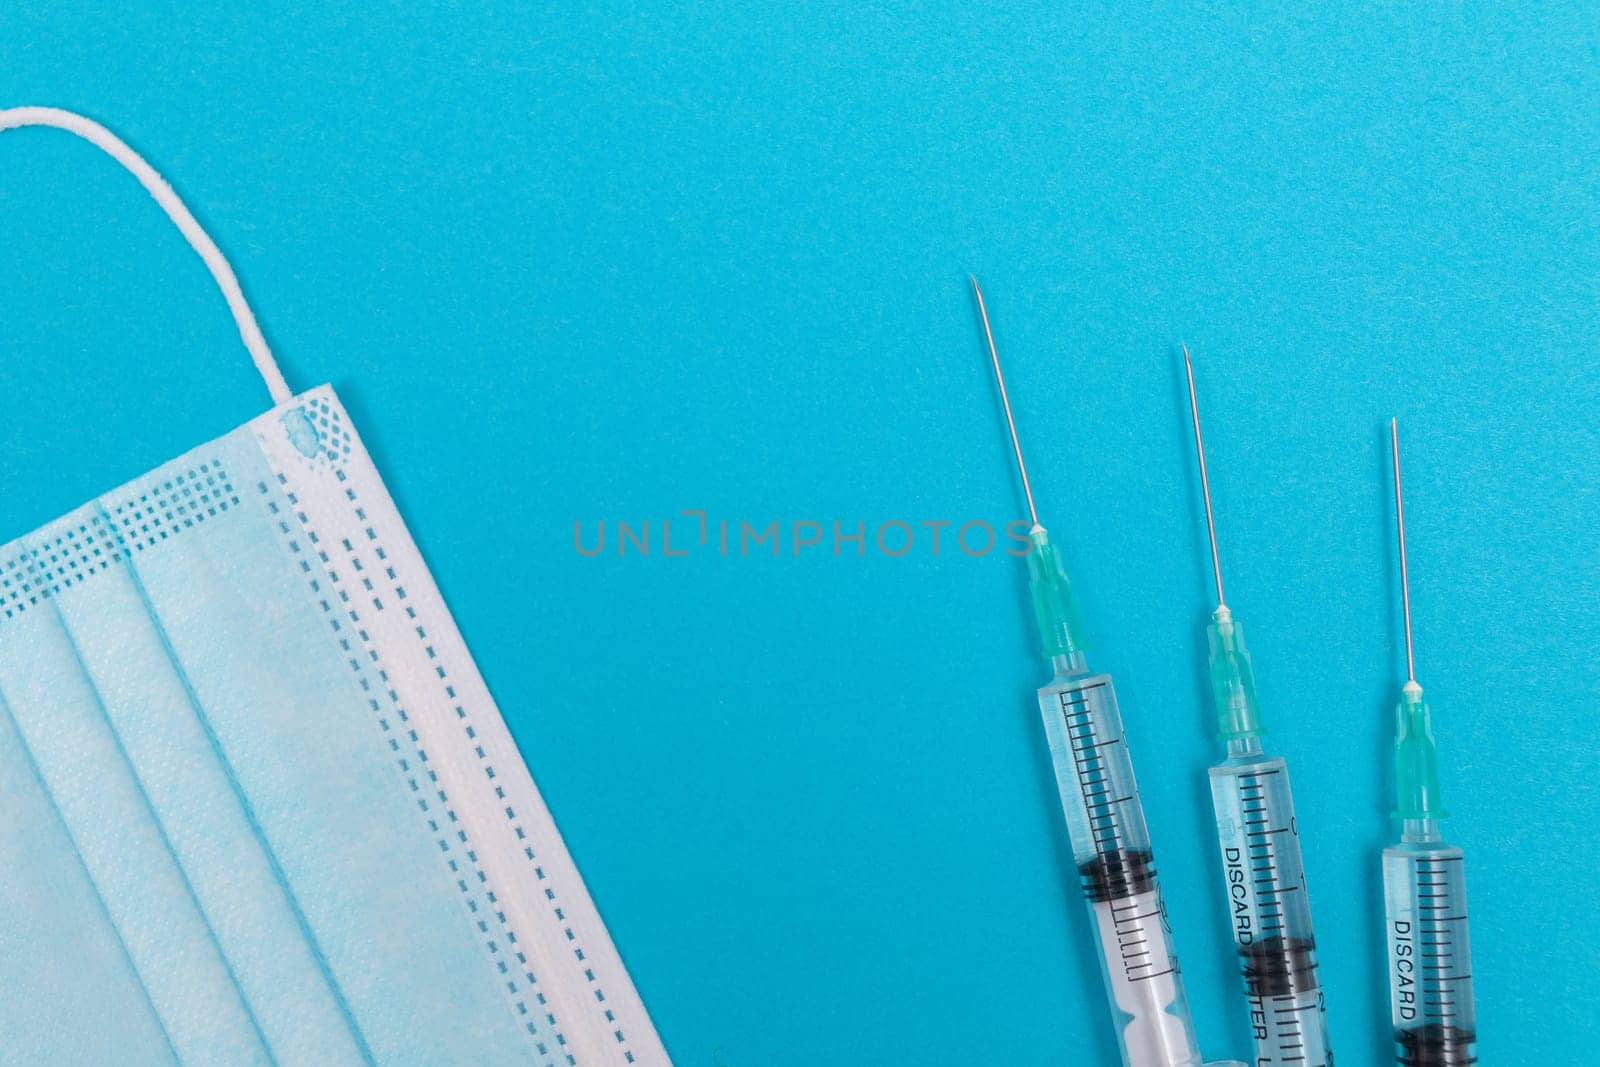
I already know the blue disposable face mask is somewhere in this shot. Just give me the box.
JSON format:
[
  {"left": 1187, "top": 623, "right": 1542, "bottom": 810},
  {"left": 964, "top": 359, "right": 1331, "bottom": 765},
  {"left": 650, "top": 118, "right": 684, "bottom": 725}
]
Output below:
[{"left": 0, "top": 108, "right": 667, "bottom": 1066}]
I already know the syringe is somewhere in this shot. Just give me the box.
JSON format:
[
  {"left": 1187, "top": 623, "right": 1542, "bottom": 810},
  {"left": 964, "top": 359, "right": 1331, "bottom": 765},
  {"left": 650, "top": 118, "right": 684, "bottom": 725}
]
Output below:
[
  {"left": 1181, "top": 349, "right": 1334, "bottom": 1066},
  {"left": 972, "top": 280, "right": 1241, "bottom": 1067},
  {"left": 1382, "top": 420, "right": 1477, "bottom": 1066}
]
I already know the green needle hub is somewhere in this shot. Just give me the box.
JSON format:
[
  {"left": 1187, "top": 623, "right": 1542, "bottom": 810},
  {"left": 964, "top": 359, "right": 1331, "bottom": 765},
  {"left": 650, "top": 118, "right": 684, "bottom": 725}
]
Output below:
[
  {"left": 1026, "top": 526, "right": 1086, "bottom": 661},
  {"left": 1393, "top": 681, "right": 1446, "bottom": 821},
  {"left": 1206, "top": 606, "right": 1264, "bottom": 741}
]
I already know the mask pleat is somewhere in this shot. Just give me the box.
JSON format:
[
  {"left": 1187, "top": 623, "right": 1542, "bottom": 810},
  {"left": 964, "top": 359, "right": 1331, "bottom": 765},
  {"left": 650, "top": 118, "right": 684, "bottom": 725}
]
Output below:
[
  {"left": 0, "top": 690, "right": 181, "bottom": 1064},
  {"left": 0, "top": 387, "right": 660, "bottom": 1064},
  {"left": 0, "top": 539, "right": 274, "bottom": 1066},
  {"left": 125, "top": 444, "right": 547, "bottom": 1065},
  {"left": 57, "top": 512, "right": 375, "bottom": 1066}
]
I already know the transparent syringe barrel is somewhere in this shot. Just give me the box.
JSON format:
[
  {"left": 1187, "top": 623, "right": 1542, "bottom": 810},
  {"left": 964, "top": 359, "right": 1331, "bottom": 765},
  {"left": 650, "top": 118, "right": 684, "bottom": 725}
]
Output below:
[
  {"left": 1384, "top": 836, "right": 1476, "bottom": 1066},
  {"left": 1209, "top": 754, "right": 1332, "bottom": 1066},
  {"left": 1039, "top": 664, "right": 1204, "bottom": 1067}
]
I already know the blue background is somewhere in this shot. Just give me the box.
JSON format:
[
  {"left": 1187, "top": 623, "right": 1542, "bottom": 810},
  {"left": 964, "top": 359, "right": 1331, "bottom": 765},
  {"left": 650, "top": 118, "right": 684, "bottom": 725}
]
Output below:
[{"left": 3, "top": 6, "right": 1597, "bottom": 1064}]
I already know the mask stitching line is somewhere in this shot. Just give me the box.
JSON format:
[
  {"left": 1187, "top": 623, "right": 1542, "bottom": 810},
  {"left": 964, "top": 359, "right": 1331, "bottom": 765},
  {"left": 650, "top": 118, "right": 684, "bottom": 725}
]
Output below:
[
  {"left": 99, "top": 499, "right": 380, "bottom": 1066},
  {"left": 258, "top": 470, "right": 568, "bottom": 1067},
  {"left": 0, "top": 680, "right": 184, "bottom": 1064},
  {"left": 303, "top": 391, "right": 638, "bottom": 1062},
  {"left": 339, "top": 521, "right": 605, "bottom": 1064},
  {"left": 278, "top": 482, "right": 567, "bottom": 1064}
]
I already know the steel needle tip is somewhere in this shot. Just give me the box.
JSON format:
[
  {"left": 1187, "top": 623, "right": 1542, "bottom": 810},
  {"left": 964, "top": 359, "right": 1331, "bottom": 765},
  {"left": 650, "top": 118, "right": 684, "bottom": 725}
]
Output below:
[
  {"left": 970, "top": 277, "right": 1040, "bottom": 529},
  {"left": 1183, "top": 344, "right": 1226, "bottom": 609},
  {"left": 1390, "top": 417, "right": 1416, "bottom": 683}
]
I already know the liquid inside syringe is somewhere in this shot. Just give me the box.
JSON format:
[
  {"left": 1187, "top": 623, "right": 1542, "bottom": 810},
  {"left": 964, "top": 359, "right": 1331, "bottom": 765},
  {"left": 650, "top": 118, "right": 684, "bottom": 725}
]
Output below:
[
  {"left": 1385, "top": 828, "right": 1475, "bottom": 1066},
  {"left": 1211, "top": 748, "right": 1330, "bottom": 1065},
  {"left": 1038, "top": 648, "right": 1204, "bottom": 1067}
]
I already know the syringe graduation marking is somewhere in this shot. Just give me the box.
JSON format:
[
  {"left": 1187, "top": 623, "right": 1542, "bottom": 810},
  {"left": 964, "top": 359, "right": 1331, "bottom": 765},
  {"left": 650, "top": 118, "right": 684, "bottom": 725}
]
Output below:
[
  {"left": 1237, "top": 773, "right": 1292, "bottom": 936},
  {"left": 1230, "top": 773, "right": 1320, "bottom": 1002},
  {"left": 1414, "top": 859, "right": 1471, "bottom": 1006},
  {"left": 1059, "top": 686, "right": 1159, "bottom": 909},
  {"left": 1061, "top": 685, "right": 1131, "bottom": 848},
  {"left": 1109, "top": 897, "right": 1177, "bottom": 983}
]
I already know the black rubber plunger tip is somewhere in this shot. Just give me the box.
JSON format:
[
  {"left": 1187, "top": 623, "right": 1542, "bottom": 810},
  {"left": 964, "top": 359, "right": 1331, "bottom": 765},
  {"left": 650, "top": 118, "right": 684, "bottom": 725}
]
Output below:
[
  {"left": 1078, "top": 848, "right": 1156, "bottom": 904},
  {"left": 1237, "top": 935, "right": 1319, "bottom": 998},
  {"left": 1396, "top": 1023, "right": 1477, "bottom": 1067}
]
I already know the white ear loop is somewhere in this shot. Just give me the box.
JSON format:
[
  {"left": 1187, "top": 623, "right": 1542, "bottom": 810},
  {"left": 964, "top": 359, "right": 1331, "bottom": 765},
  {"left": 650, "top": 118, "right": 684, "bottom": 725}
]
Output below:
[{"left": 0, "top": 106, "right": 292, "bottom": 405}]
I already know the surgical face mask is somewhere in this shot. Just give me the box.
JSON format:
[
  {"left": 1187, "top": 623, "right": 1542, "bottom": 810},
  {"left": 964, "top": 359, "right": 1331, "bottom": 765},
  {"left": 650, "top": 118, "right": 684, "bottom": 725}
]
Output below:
[{"left": 0, "top": 107, "right": 667, "bottom": 1067}]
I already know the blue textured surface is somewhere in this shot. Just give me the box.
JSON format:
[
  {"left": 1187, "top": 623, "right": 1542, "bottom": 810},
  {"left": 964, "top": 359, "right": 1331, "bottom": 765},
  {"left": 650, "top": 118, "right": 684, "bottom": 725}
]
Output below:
[{"left": 3, "top": 6, "right": 1597, "bottom": 1064}]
